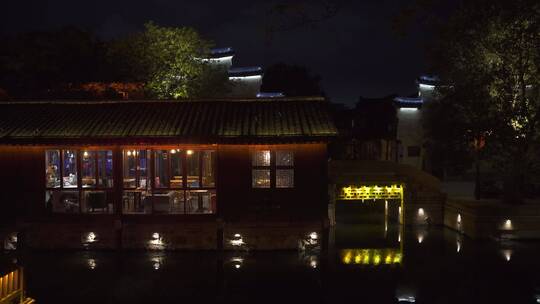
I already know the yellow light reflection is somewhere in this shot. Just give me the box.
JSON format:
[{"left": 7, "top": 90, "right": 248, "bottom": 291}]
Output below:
[{"left": 340, "top": 249, "right": 402, "bottom": 266}]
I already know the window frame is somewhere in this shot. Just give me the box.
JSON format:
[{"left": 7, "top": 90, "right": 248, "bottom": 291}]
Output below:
[
  {"left": 45, "top": 148, "right": 114, "bottom": 214},
  {"left": 251, "top": 149, "right": 294, "bottom": 189}
]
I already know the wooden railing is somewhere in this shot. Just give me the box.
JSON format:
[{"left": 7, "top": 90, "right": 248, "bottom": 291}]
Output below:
[{"left": 0, "top": 267, "right": 34, "bottom": 304}]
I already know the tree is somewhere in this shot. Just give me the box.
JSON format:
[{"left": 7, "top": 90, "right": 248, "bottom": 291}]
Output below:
[
  {"left": 108, "top": 22, "right": 230, "bottom": 99},
  {"left": 0, "top": 27, "right": 107, "bottom": 98},
  {"left": 261, "top": 63, "right": 324, "bottom": 96},
  {"left": 428, "top": 0, "right": 540, "bottom": 203}
]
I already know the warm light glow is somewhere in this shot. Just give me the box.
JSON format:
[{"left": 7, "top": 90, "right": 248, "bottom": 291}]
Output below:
[
  {"left": 83, "top": 151, "right": 89, "bottom": 157},
  {"left": 231, "top": 257, "right": 243, "bottom": 269},
  {"left": 170, "top": 149, "right": 176, "bottom": 154},
  {"left": 418, "top": 208, "right": 425, "bottom": 217},
  {"left": 186, "top": 150, "right": 194, "bottom": 155},
  {"left": 127, "top": 150, "right": 132, "bottom": 156},
  {"left": 85, "top": 232, "right": 97, "bottom": 243},
  {"left": 339, "top": 184, "right": 403, "bottom": 200},
  {"left": 148, "top": 232, "right": 165, "bottom": 249},
  {"left": 341, "top": 249, "right": 402, "bottom": 266},
  {"left": 457, "top": 214, "right": 462, "bottom": 224},
  {"left": 88, "top": 259, "right": 96, "bottom": 270},
  {"left": 503, "top": 219, "right": 512, "bottom": 230},
  {"left": 309, "top": 232, "right": 318, "bottom": 240},
  {"left": 502, "top": 249, "right": 512, "bottom": 262},
  {"left": 230, "top": 233, "right": 245, "bottom": 246}
]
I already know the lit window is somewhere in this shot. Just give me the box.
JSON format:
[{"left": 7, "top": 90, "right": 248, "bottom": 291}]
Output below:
[
  {"left": 97, "top": 151, "right": 114, "bottom": 187},
  {"left": 45, "top": 150, "right": 60, "bottom": 188},
  {"left": 276, "top": 151, "right": 294, "bottom": 188},
  {"left": 63, "top": 150, "right": 78, "bottom": 188},
  {"left": 82, "top": 151, "right": 96, "bottom": 188},
  {"left": 252, "top": 150, "right": 271, "bottom": 166},
  {"left": 186, "top": 150, "right": 200, "bottom": 188},
  {"left": 276, "top": 169, "right": 294, "bottom": 188},
  {"left": 276, "top": 151, "right": 294, "bottom": 166},
  {"left": 252, "top": 169, "right": 271, "bottom": 188},
  {"left": 202, "top": 151, "right": 216, "bottom": 187},
  {"left": 252, "top": 150, "right": 294, "bottom": 189}
]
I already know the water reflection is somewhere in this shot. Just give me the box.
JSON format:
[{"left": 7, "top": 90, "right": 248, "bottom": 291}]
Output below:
[
  {"left": 341, "top": 248, "right": 402, "bottom": 265},
  {"left": 6, "top": 224, "right": 540, "bottom": 303}
]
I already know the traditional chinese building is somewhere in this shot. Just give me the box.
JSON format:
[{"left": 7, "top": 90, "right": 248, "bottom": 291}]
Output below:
[{"left": 0, "top": 97, "right": 337, "bottom": 250}]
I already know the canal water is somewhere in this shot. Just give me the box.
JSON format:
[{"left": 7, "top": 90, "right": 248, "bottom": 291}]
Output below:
[{"left": 4, "top": 224, "right": 540, "bottom": 303}]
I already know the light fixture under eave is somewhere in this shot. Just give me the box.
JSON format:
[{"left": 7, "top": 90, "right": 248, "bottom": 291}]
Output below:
[{"left": 186, "top": 150, "right": 194, "bottom": 155}]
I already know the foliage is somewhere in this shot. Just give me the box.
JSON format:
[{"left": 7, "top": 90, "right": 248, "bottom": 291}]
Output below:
[
  {"left": 261, "top": 62, "right": 324, "bottom": 96},
  {"left": 108, "top": 22, "right": 230, "bottom": 99},
  {"left": 428, "top": 0, "right": 540, "bottom": 202}
]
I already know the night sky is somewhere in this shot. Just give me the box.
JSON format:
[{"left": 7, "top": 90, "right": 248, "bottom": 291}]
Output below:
[{"left": 2, "top": 0, "right": 444, "bottom": 105}]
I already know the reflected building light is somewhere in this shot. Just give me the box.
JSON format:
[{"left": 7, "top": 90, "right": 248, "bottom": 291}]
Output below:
[
  {"left": 230, "top": 233, "right": 245, "bottom": 246},
  {"left": 341, "top": 249, "right": 402, "bottom": 266},
  {"left": 457, "top": 214, "right": 462, "bottom": 224},
  {"left": 418, "top": 208, "right": 425, "bottom": 217},
  {"left": 503, "top": 219, "right": 513, "bottom": 230},
  {"left": 231, "top": 257, "right": 243, "bottom": 269},
  {"left": 86, "top": 232, "right": 97, "bottom": 243},
  {"left": 417, "top": 231, "right": 425, "bottom": 244},
  {"left": 87, "top": 259, "right": 96, "bottom": 270},
  {"left": 148, "top": 232, "right": 165, "bottom": 250},
  {"left": 309, "top": 232, "right": 318, "bottom": 240},
  {"left": 502, "top": 249, "right": 512, "bottom": 262},
  {"left": 456, "top": 240, "right": 461, "bottom": 253},
  {"left": 151, "top": 257, "right": 163, "bottom": 270},
  {"left": 397, "top": 296, "right": 416, "bottom": 303},
  {"left": 4, "top": 232, "right": 18, "bottom": 250}
]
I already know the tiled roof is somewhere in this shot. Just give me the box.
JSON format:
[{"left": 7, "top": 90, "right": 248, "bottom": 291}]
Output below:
[{"left": 0, "top": 98, "right": 337, "bottom": 145}]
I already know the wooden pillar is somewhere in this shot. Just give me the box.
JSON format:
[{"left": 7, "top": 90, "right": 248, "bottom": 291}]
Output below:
[{"left": 113, "top": 146, "right": 123, "bottom": 249}]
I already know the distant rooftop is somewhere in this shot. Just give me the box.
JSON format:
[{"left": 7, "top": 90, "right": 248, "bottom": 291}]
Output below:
[
  {"left": 228, "top": 66, "right": 263, "bottom": 77},
  {"left": 417, "top": 75, "right": 440, "bottom": 86},
  {"left": 209, "top": 47, "right": 235, "bottom": 58},
  {"left": 393, "top": 96, "right": 423, "bottom": 108}
]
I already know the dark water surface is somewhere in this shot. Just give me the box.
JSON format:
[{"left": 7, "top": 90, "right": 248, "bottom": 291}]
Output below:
[{"left": 7, "top": 224, "right": 540, "bottom": 303}]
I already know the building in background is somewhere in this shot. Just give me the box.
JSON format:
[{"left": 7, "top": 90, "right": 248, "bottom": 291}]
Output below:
[{"left": 394, "top": 75, "right": 439, "bottom": 171}]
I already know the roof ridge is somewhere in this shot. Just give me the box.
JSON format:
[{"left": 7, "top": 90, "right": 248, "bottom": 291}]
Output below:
[{"left": 0, "top": 96, "right": 326, "bottom": 105}]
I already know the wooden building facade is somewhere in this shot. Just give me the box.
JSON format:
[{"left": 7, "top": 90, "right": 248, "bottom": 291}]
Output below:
[{"left": 0, "top": 98, "right": 337, "bottom": 250}]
